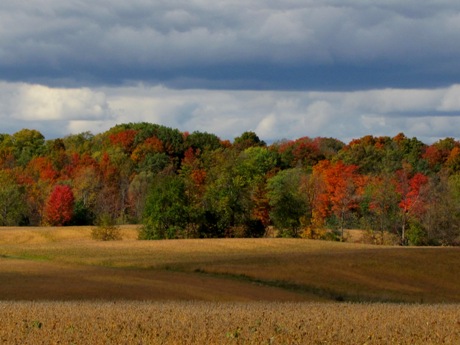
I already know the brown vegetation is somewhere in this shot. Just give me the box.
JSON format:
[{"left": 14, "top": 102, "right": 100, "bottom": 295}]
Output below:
[{"left": 1, "top": 301, "right": 459, "bottom": 344}]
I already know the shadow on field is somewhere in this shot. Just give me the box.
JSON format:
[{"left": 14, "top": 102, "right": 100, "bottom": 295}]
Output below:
[{"left": 0, "top": 257, "right": 319, "bottom": 302}]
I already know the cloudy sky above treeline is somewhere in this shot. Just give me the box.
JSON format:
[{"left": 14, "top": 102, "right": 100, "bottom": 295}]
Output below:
[{"left": 2, "top": 0, "right": 460, "bottom": 143}]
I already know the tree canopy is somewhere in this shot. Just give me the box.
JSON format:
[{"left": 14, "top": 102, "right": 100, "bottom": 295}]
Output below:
[{"left": 0, "top": 125, "right": 459, "bottom": 245}]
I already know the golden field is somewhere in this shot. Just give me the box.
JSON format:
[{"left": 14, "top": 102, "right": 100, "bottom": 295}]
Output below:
[
  {"left": 0, "top": 226, "right": 459, "bottom": 344},
  {"left": 0, "top": 226, "right": 459, "bottom": 303},
  {"left": 1, "top": 301, "right": 459, "bottom": 344}
]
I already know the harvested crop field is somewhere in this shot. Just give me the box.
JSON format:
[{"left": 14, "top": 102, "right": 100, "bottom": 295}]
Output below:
[
  {"left": 0, "top": 226, "right": 459, "bottom": 303},
  {"left": 1, "top": 301, "right": 459, "bottom": 344},
  {"left": 1, "top": 226, "right": 459, "bottom": 343},
  {"left": 0, "top": 257, "right": 311, "bottom": 302}
]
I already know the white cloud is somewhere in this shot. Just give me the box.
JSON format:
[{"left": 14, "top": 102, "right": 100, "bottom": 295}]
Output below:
[
  {"left": 12, "top": 84, "right": 112, "bottom": 121},
  {"left": 0, "top": 81, "right": 460, "bottom": 144},
  {"left": 439, "top": 84, "right": 460, "bottom": 111},
  {"left": 255, "top": 114, "right": 278, "bottom": 139}
]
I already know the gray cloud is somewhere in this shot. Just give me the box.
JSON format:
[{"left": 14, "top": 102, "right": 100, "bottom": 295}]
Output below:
[
  {"left": 2, "top": 2, "right": 460, "bottom": 144},
  {"left": 1, "top": 1, "right": 460, "bottom": 89}
]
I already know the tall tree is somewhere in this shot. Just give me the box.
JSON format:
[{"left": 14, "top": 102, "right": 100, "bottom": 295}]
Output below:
[
  {"left": 416, "top": 173, "right": 460, "bottom": 245},
  {"left": 128, "top": 171, "right": 154, "bottom": 222},
  {"left": 202, "top": 148, "right": 252, "bottom": 236},
  {"left": 0, "top": 170, "right": 26, "bottom": 225},
  {"left": 299, "top": 171, "right": 327, "bottom": 237},
  {"left": 140, "top": 173, "right": 189, "bottom": 239},
  {"left": 362, "top": 174, "right": 400, "bottom": 243},
  {"left": 396, "top": 165, "right": 429, "bottom": 244},
  {"left": 267, "top": 168, "right": 307, "bottom": 237},
  {"left": 314, "top": 160, "right": 364, "bottom": 241}
]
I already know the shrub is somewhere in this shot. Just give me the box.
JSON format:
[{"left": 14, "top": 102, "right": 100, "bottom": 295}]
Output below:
[
  {"left": 91, "top": 214, "right": 122, "bottom": 241},
  {"left": 91, "top": 225, "right": 122, "bottom": 241}
]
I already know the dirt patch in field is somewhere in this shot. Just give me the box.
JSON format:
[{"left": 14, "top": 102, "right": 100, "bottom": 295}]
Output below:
[{"left": 0, "top": 257, "right": 319, "bottom": 302}]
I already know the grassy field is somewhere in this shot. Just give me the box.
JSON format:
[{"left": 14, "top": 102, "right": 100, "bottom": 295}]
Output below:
[{"left": 0, "top": 226, "right": 459, "bottom": 343}]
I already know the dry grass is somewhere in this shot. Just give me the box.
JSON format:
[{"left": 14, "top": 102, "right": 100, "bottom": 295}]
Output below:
[
  {"left": 345, "top": 229, "right": 400, "bottom": 245},
  {"left": 0, "top": 226, "right": 458, "bottom": 303},
  {"left": 0, "top": 301, "right": 459, "bottom": 344}
]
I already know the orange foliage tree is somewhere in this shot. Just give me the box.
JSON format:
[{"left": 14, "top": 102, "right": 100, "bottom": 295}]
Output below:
[{"left": 313, "top": 160, "right": 365, "bottom": 240}]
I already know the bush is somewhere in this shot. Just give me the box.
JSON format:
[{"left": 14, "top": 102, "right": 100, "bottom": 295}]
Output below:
[
  {"left": 407, "top": 222, "right": 428, "bottom": 246},
  {"left": 91, "top": 225, "right": 122, "bottom": 241},
  {"left": 91, "top": 214, "right": 122, "bottom": 241}
]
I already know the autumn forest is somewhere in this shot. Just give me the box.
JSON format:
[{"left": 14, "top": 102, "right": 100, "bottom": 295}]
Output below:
[{"left": 1, "top": 122, "right": 459, "bottom": 245}]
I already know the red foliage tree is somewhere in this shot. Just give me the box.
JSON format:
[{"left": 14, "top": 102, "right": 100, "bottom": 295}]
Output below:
[
  {"left": 62, "top": 153, "right": 98, "bottom": 180},
  {"left": 109, "top": 129, "right": 138, "bottom": 153},
  {"left": 422, "top": 138, "right": 460, "bottom": 170},
  {"left": 44, "top": 185, "right": 75, "bottom": 226},
  {"left": 276, "top": 137, "right": 323, "bottom": 168},
  {"left": 396, "top": 166, "right": 429, "bottom": 243}
]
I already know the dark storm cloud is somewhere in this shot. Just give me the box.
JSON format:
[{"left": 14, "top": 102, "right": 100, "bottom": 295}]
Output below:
[{"left": 2, "top": 0, "right": 460, "bottom": 90}]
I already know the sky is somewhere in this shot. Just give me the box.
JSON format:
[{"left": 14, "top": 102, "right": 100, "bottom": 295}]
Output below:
[{"left": 1, "top": 0, "right": 460, "bottom": 144}]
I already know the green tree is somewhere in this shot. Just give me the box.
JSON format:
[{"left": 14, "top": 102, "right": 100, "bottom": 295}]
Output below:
[
  {"left": 233, "top": 131, "right": 265, "bottom": 151},
  {"left": 202, "top": 148, "right": 258, "bottom": 237},
  {"left": 235, "top": 147, "right": 278, "bottom": 183},
  {"left": 62, "top": 131, "right": 95, "bottom": 155},
  {"left": 267, "top": 168, "right": 307, "bottom": 237},
  {"left": 12, "top": 129, "right": 45, "bottom": 166},
  {"left": 335, "top": 135, "right": 386, "bottom": 174},
  {"left": 0, "top": 170, "right": 26, "bottom": 225},
  {"left": 184, "top": 131, "right": 223, "bottom": 152},
  {"left": 137, "top": 152, "right": 171, "bottom": 174},
  {"left": 44, "top": 138, "right": 68, "bottom": 172},
  {"left": 140, "top": 174, "right": 189, "bottom": 239}
]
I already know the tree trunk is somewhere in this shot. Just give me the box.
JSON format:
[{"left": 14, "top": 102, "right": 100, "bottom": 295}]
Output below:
[
  {"left": 340, "top": 209, "right": 345, "bottom": 242},
  {"left": 401, "top": 211, "right": 407, "bottom": 245}
]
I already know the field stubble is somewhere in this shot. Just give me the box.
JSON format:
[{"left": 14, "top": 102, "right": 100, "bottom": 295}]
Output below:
[{"left": 1, "top": 301, "right": 459, "bottom": 345}]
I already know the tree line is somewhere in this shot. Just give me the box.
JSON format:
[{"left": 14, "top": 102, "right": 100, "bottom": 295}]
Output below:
[{"left": 1, "top": 123, "right": 459, "bottom": 245}]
